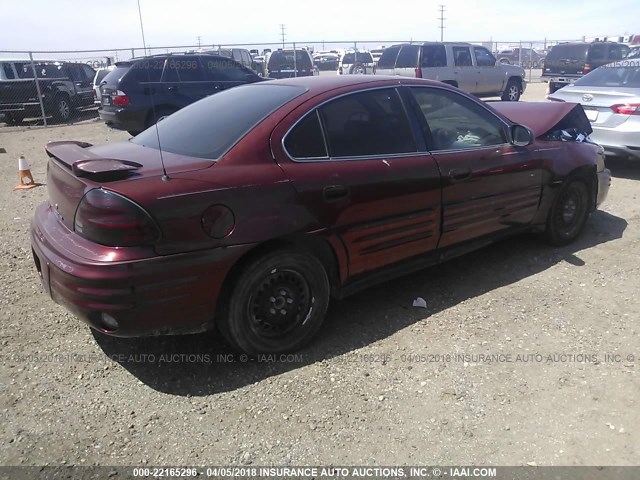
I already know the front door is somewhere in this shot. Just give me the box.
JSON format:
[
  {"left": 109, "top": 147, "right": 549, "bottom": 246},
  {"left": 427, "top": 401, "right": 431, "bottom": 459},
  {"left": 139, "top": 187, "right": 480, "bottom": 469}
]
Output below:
[
  {"left": 272, "top": 87, "right": 442, "bottom": 277},
  {"left": 408, "top": 86, "right": 542, "bottom": 248}
]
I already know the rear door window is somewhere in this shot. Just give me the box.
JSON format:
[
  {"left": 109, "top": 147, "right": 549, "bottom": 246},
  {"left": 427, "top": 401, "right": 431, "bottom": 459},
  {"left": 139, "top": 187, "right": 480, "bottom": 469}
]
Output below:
[
  {"left": 377, "top": 46, "right": 401, "bottom": 69},
  {"left": 421, "top": 45, "right": 447, "bottom": 67},
  {"left": 162, "top": 57, "right": 206, "bottom": 82},
  {"left": 318, "top": 88, "right": 416, "bottom": 157},
  {"left": 453, "top": 47, "right": 473, "bottom": 67},
  {"left": 82, "top": 64, "right": 97, "bottom": 81},
  {"left": 204, "top": 58, "right": 254, "bottom": 81},
  {"left": 395, "top": 45, "right": 419, "bottom": 68}
]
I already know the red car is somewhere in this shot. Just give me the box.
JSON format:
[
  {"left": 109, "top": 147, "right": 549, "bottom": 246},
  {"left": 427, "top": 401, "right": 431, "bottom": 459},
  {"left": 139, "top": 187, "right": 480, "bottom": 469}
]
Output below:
[{"left": 30, "top": 76, "right": 611, "bottom": 354}]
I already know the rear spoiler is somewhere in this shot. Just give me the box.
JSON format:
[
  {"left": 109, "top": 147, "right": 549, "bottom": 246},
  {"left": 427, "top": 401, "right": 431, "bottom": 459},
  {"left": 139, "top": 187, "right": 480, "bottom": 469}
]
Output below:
[{"left": 45, "top": 141, "right": 141, "bottom": 179}]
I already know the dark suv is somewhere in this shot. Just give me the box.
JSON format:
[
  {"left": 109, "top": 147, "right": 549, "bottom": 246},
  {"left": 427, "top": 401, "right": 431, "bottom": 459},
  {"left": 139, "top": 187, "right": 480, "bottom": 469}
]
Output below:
[
  {"left": 98, "top": 53, "right": 262, "bottom": 135},
  {"left": 542, "top": 41, "right": 630, "bottom": 93},
  {"left": 265, "top": 49, "right": 316, "bottom": 79},
  {"left": 0, "top": 61, "right": 95, "bottom": 123}
]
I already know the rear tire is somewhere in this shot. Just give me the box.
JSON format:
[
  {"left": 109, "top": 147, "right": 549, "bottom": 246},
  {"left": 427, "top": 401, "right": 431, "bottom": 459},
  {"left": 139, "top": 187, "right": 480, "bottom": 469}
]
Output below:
[
  {"left": 545, "top": 179, "right": 590, "bottom": 246},
  {"left": 501, "top": 78, "right": 521, "bottom": 101},
  {"left": 52, "top": 95, "right": 72, "bottom": 123},
  {"left": 217, "top": 250, "right": 330, "bottom": 355}
]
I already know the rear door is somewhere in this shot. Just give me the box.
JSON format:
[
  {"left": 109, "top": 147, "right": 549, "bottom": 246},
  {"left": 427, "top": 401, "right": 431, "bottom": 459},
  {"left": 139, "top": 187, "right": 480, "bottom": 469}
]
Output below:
[
  {"left": 203, "top": 57, "right": 259, "bottom": 90},
  {"left": 419, "top": 44, "right": 449, "bottom": 82},
  {"left": 272, "top": 87, "right": 442, "bottom": 277},
  {"left": 408, "top": 86, "right": 542, "bottom": 247},
  {"left": 450, "top": 46, "right": 477, "bottom": 93}
]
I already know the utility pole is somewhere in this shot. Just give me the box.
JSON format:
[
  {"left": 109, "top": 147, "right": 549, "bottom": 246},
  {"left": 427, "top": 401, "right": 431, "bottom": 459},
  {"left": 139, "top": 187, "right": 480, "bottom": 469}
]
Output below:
[
  {"left": 280, "top": 24, "right": 286, "bottom": 49},
  {"left": 137, "top": 0, "right": 148, "bottom": 56},
  {"left": 197, "top": 36, "right": 202, "bottom": 48},
  {"left": 438, "top": 5, "right": 446, "bottom": 42}
]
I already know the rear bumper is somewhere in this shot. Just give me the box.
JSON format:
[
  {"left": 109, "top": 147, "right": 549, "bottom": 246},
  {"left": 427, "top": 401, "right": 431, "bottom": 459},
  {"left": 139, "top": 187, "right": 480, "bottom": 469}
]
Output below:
[
  {"left": 98, "top": 107, "right": 147, "bottom": 133},
  {"left": 590, "top": 125, "right": 640, "bottom": 160},
  {"left": 30, "top": 202, "right": 252, "bottom": 337},
  {"left": 541, "top": 75, "right": 581, "bottom": 85}
]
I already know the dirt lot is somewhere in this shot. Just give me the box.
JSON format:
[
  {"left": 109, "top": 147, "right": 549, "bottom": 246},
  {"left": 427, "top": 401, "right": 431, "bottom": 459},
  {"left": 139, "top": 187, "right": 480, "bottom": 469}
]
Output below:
[{"left": 0, "top": 83, "right": 638, "bottom": 467}]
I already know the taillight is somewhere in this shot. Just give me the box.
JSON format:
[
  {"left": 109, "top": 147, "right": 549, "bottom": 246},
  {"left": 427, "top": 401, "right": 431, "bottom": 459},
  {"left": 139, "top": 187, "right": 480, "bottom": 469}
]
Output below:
[
  {"left": 582, "top": 63, "right": 592, "bottom": 74},
  {"left": 112, "top": 90, "right": 130, "bottom": 107},
  {"left": 74, "top": 189, "right": 160, "bottom": 246},
  {"left": 414, "top": 68, "right": 422, "bottom": 78},
  {"left": 611, "top": 104, "right": 640, "bottom": 115}
]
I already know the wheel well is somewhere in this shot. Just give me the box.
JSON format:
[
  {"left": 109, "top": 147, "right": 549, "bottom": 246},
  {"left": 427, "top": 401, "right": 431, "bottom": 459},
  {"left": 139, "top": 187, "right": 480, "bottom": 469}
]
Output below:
[
  {"left": 215, "top": 234, "right": 341, "bottom": 323},
  {"left": 507, "top": 76, "right": 523, "bottom": 88},
  {"left": 565, "top": 165, "right": 598, "bottom": 211}
]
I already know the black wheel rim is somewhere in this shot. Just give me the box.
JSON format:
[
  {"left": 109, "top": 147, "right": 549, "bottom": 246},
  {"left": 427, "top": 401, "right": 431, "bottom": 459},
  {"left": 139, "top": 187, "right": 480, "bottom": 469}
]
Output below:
[
  {"left": 249, "top": 269, "right": 313, "bottom": 339},
  {"left": 555, "top": 184, "right": 584, "bottom": 234}
]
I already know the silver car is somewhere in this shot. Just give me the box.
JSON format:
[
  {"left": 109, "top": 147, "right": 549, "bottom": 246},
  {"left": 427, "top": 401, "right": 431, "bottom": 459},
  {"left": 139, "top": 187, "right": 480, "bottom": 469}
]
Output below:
[{"left": 548, "top": 59, "right": 640, "bottom": 160}]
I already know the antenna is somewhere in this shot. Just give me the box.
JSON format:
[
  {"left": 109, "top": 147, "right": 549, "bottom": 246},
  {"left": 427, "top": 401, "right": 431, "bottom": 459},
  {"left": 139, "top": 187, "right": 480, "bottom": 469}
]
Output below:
[
  {"left": 143, "top": 57, "right": 170, "bottom": 181},
  {"left": 137, "top": 0, "right": 148, "bottom": 56},
  {"left": 438, "top": 5, "right": 446, "bottom": 42}
]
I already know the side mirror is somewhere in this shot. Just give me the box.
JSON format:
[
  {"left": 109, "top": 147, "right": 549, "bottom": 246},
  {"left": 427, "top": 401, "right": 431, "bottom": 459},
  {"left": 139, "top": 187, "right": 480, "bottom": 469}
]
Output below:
[{"left": 510, "top": 124, "right": 533, "bottom": 146}]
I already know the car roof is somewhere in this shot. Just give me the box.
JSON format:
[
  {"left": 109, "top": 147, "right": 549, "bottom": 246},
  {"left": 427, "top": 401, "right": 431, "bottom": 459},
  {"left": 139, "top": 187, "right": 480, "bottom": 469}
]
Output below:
[{"left": 265, "top": 75, "right": 450, "bottom": 95}]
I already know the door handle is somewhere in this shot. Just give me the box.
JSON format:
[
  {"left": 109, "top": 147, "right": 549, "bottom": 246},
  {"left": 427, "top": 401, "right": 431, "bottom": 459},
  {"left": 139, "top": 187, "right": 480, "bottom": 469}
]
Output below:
[
  {"left": 322, "top": 185, "right": 350, "bottom": 202},
  {"left": 167, "top": 86, "right": 179, "bottom": 91},
  {"left": 448, "top": 168, "right": 472, "bottom": 182}
]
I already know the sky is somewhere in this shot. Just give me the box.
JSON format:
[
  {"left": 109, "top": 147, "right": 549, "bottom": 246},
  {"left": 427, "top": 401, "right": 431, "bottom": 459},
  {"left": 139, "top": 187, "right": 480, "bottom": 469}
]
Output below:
[{"left": 1, "top": 0, "right": 639, "bottom": 54}]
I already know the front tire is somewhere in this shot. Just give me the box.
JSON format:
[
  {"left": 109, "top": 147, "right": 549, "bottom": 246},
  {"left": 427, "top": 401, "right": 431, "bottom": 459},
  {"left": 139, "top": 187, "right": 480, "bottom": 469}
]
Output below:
[
  {"left": 501, "top": 79, "right": 521, "bottom": 101},
  {"left": 218, "top": 250, "right": 330, "bottom": 355},
  {"left": 545, "top": 179, "right": 590, "bottom": 246}
]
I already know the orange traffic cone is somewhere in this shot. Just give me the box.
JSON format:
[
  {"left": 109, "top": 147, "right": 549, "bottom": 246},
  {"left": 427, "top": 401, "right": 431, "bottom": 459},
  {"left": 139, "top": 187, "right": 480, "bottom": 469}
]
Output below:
[{"left": 15, "top": 155, "right": 40, "bottom": 190}]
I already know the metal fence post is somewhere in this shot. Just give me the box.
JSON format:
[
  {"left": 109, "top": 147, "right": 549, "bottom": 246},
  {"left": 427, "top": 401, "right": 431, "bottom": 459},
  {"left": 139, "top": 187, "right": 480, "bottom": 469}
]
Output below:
[
  {"left": 293, "top": 42, "right": 297, "bottom": 77},
  {"left": 29, "top": 52, "right": 47, "bottom": 127}
]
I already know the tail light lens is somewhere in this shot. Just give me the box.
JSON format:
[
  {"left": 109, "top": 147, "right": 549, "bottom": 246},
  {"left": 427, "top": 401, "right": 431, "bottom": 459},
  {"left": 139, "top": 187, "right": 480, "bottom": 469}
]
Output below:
[
  {"left": 112, "top": 90, "right": 130, "bottom": 107},
  {"left": 414, "top": 67, "right": 422, "bottom": 78},
  {"left": 611, "top": 104, "right": 640, "bottom": 115},
  {"left": 74, "top": 189, "right": 160, "bottom": 246},
  {"left": 582, "top": 63, "right": 592, "bottom": 74}
]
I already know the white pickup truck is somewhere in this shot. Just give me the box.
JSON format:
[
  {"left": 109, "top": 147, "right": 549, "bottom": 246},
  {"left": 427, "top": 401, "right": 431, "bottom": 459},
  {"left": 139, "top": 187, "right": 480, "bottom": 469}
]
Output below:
[{"left": 376, "top": 42, "right": 526, "bottom": 101}]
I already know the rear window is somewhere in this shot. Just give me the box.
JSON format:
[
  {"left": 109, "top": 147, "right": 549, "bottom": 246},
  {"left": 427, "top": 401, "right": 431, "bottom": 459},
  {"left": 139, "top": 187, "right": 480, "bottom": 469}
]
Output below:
[
  {"left": 95, "top": 69, "right": 112, "bottom": 84},
  {"left": 18, "top": 63, "right": 67, "bottom": 79},
  {"left": 342, "top": 52, "right": 374, "bottom": 64},
  {"left": 377, "top": 46, "right": 400, "bottom": 69},
  {"left": 574, "top": 60, "right": 640, "bottom": 87},
  {"left": 395, "top": 45, "right": 420, "bottom": 68},
  {"left": 132, "top": 84, "right": 306, "bottom": 160},
  {"left": 546, "top": 44, "right": 589, "bottom": 61},
  {"left": 268, "top": 51, "right": 312, "bottom": 70},
  {"left": 102, "top": 64, "right": 133, "bottom": 85},
  {"left": 123, "top": 58, "right": 165, "bottom": 83}
]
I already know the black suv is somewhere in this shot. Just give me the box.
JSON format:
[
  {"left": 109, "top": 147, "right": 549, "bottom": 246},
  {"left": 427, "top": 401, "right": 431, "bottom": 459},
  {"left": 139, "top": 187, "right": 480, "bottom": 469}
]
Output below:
[
  {"left": 542, "top": 41, "right": 630, "bottom": 93},
  {"left": 0, "top": 61, "right": 95, "bottom": 123},
  {"left": 98, "top": 53, "right": 262, "bottom": 135}
]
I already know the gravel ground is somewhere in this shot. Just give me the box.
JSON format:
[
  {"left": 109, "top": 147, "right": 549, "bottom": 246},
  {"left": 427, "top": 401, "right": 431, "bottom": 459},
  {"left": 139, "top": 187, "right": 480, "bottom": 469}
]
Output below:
[{"left": 0, "top": 82, "right": 638, "bottom": 467}]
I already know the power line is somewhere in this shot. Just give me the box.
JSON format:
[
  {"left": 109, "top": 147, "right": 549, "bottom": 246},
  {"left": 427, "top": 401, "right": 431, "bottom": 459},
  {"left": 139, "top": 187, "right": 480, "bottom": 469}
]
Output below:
[{"left": 438, "top": 5, "right": 446, "bottom": 42}]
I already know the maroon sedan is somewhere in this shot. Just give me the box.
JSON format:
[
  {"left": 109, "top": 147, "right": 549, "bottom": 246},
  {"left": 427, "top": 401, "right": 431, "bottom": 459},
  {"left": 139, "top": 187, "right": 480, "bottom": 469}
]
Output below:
[{"left": 31, "top": 76, "right": 611, "bottom": 354}]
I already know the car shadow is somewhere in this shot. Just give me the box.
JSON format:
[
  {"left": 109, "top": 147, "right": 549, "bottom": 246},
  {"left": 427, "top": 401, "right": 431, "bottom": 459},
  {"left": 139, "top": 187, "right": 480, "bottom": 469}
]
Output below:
[
  {"left": 0, "top": 107, "right": 98, "bottom": 128},
  {"left": 606, "top": 157, "right": 640, "bottom": 181},
  {"left": 93, "top": 210, "right": 627, "bottom": 396}
]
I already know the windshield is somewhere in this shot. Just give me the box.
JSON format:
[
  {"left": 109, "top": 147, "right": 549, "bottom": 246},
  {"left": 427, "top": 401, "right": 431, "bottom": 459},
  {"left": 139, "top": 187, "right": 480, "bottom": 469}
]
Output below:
[
  {"left": 132, "top": 84, "right": 306, "bottom": 160},
  {"left": 574, "top": 60, "right": 640, "bottom": 87},
  {"left": 342, "top": 53, "right": 373, "bottom": 64},
  {"left": 268, "top": 51, "right": 312, "bottom": 69}
]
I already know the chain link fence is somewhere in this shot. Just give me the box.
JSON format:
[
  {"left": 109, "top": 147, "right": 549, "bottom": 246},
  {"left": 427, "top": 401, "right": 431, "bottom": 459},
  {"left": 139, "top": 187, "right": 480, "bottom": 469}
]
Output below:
[{"left": 0, "top": 39, "right": 578, "bottom": 129}]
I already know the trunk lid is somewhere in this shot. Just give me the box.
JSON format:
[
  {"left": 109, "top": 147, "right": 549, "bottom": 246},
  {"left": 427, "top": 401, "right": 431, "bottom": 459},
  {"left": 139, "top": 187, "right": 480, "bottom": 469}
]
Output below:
[
  {"left": 45, "top": 140, "right": 214, "bottom": 230},
  {"left": 549, "top": 85, "right": 640, "bottom": 128}
]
